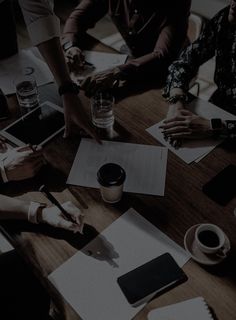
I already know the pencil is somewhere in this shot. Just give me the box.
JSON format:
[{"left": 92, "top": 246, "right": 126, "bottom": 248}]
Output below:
[{"left": 39, "top": 184, "right": 76, "bottom": 224}]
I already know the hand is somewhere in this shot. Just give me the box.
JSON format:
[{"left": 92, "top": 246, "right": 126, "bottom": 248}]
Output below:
[
  {"left": 40, "top": 201, "right": 84, "bottom": 233},
  {"left": 3, "top": 145, "right": 45, "bottom": 181},
  {"left": 65, "top": 46, "right": 85, "bottom": 72},
  {"left": 162, "top": 102, "right": 186, "bottom": 148},
  {"left": 81, "top": 67, "right": 121, "bottom": 97},
  {"left": 166, "top": 101, "right": 185, "bottom": 120},
  {"left": 160, "top": 109, "right": 211, "bottom": 140},
  {"left": 62, "top": 93, "right": 101, "bottom": 143}
]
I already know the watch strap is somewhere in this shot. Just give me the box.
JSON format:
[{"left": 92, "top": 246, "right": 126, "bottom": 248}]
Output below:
[
  {"left": 226, "top": 120, "right": 236, "bottom": 139},
  {"left": 58, "top": 81, "right": 80, "bottom": 96},
  {"left": 167, "top": 94, "right": 188, "bottom": 104},
  {"left": 210, "top": 118, "right": 223, "bottom": 130}
]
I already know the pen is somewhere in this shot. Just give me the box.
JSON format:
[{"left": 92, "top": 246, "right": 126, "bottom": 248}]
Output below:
[
  {"left": 84, "top": 60, "right": 94, "bottom": 67},
  {"left": 29, "top": 145, "right": 48, "bottom": 165},
  {"left": 39, "top": 184, "right": 76, "bottom": 224}
]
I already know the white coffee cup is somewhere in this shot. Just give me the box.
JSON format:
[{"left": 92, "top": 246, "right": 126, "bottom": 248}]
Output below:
[{"left": 195, "top": 223, "right": 230, "bottom": 257}]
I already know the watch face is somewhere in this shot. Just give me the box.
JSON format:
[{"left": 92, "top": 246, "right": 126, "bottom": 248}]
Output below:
[{"left": 211, "top": 118, "right": 222, "bottom": 130}]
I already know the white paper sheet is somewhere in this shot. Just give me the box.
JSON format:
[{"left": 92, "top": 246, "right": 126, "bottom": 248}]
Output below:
[
  {"left": 148, "top": 297, "right": 212, "bottom": 320},
  {"left": 0, "top": 143, "right": 13, "bottom": 161},
  {"left": 0, "top": 49, "right": 54, "bottom": 95},
  {"left": 146, "top": 98, "right": 236, "bottom": 164},
  {"left": 67, "top": 139, "right": 168, "bottom": 196},
  {"left": 71, "top": 50, "right": 127, "bottom": 83},
  {"left": 48, "top": 208, "right": 190, "bottom": 320}
]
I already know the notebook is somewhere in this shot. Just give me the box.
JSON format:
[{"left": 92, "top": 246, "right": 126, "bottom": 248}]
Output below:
[{"left": 148, "top": 297, "right": 214, "bottom": 320}]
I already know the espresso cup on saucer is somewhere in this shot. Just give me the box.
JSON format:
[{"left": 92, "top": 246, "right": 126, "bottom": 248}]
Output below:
[{"left": 195, "top": 224, "right": 230, "bottom": 257}]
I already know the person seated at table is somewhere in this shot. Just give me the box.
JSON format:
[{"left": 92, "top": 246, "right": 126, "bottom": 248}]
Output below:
[
  {"left": 0, "top": 139, "right": 83, "bottom": 319},
  {"left": 15, "top": 0, "right": 100, "bottom": 142},
  {"left": 160, "top": 1, "right": 236, "bottom": 144},
  {"left": 62, "top": 0, "right": 191, "bottom": 97}
]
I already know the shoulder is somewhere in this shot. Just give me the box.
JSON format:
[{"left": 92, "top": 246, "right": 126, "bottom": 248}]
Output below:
[{"left": 211, "top": 6, "right": 229, "bottom": 25}]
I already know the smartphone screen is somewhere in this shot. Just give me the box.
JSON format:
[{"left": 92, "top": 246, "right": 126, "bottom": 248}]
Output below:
[
  {"left": 202, "top": 164, "right": 236, "bottom": 206},
  {"left": 117, "top": 253, "right": 187, "bottom": 305}
]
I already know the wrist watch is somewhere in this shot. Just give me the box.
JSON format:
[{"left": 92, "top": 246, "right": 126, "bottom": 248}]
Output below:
[
  {"left": 62, "top": 40, "right": 77, "bottom": 52},
  {"left": 167, "top": 94, "right": 187, "bottom": 104},
  {"left": 225, "top": 120, "right": 236, "bottom": 139},
  {"left": 210, "top": 118, "right": 223, "bottom": 131},
  {"left": 58, "top": 81, "right": 80, "bottom": 96}
]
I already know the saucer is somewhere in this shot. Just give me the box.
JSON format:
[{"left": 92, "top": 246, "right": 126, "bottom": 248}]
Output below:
[{"left": 184, "top": 224, "right": 231, "bottom": 266}]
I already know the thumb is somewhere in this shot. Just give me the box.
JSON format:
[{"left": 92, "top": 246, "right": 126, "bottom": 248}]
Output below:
[{"left": 57, "top": 218, "right": 78, "bottom": 232}]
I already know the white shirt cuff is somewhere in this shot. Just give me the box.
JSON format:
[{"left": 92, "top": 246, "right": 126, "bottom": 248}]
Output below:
[
  {"left": 0, "top": 157, "right": 8, "bottom": 183},
  {"left": 27, "top": 15, "right": 61, "bottom": 46},
  {"left": 28, "top": 201, "right": 45, "bottom": 224}
]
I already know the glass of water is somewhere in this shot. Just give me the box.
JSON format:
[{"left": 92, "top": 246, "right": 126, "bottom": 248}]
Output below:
[
  {"left": 14, "top": 75, "right": 39, "bottom": 113},
  {"left": 91, "top": 92, "right": 115, "bottom": 128}
]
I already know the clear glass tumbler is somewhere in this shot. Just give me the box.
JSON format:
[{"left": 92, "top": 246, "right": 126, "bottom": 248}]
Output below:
[
  {"left": 14, "top": 75, "right": 39, "bottom": 113},
  {"left": 91, "top": 92, "right": 115, "bottom": 128}
]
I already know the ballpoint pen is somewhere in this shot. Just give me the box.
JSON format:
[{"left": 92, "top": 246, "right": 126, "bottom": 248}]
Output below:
[
  {"left": 39, "top": 184, "right": 84, "bottom": 233},
  {"left": 84, "top": 60, "right": 94, "bottom": 67}
]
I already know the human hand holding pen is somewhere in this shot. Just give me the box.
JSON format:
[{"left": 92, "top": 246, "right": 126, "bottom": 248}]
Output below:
[{"left": 39, "top": 185, "right": 85, "bottom": 234}]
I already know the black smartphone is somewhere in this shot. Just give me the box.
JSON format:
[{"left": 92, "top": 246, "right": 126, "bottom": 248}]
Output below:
[
  {"left": 202, "top": 164, "right": 236, "bottom": 206},
  {"left": 117, "top": 253, "right": 187, "bottom": 306},
  {"left": 0, "top": 89, "right": 9, "bottom": 120}
]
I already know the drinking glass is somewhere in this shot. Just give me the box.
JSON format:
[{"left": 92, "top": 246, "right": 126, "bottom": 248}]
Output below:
[
  {"left": 91, "top": 92, "right": 115, "bottom": 128},
  {"left": 14, "top": 75, "right": 39, "bottom": 113}
]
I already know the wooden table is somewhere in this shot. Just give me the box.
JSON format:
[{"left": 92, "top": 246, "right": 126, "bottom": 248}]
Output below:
[{"left": 1, "top": 44, "right": 236, "bottom": 320}]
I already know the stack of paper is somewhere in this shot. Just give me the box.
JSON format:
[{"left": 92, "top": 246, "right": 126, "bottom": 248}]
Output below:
[
  {"left": 0, "top": 49, "right": 53, "bottom": 95},
  {"left": 147, "top": 98, "right": 236, "bottom": 164},
  {"left": 148, "top": 297, "right": 214, "bottom": 320},
  {"left": 49, "top": 208, "right": 190, "bottom": 320},
  {"left": 71, "top": 50, "right": 127, "bottom": 82},
  {"left": 67, "top": 139, "right": 168, "bottom": 196}
]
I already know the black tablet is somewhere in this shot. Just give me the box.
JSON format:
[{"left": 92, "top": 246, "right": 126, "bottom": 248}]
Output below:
[
  {"left": 1, "top": 101, "right": 65, "bottom": 146},
  {"left": 117, "top": 253, "right": 187, "bottom": 306}
]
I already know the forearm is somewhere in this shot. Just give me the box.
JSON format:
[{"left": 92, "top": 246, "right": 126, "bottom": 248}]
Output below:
[
  {"left": 118, "top": 51, "right": 169, "bottom": 80},
  {"left": 37, "top": 37, "right": 71, "bottom": 86},
  {"left": 0, "top": 195, "right": 29, "bottom": 221},
  {"left": 62, "top": 0, "right": 108, "bottom": 48}
]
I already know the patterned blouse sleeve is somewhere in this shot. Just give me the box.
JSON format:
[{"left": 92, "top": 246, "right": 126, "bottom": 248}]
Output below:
[{"left": 164, "top": 11, "right": 222, "bottom": 97}]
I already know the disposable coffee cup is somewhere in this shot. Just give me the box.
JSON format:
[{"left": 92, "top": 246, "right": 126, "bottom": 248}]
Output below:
[
  {"left": 195, "top": 223, "right": 230, "bottom": 257},
  {"left": 97, "top": 163, "right": 126, "bottom": 203}
]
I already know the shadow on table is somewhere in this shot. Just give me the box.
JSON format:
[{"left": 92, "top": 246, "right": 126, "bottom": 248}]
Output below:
[{"left": 1, "top": 220, "right": 119, "bottom": 267}]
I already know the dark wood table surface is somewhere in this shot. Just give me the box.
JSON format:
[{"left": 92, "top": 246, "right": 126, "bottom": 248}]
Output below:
[{"left": 1, "top": 42, "right": 236, "bottom": 320}]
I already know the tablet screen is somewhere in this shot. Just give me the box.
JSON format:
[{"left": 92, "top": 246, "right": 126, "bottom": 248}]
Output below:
[{"left": 3, "top": 102, "right": 65, "bottom": 146}]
